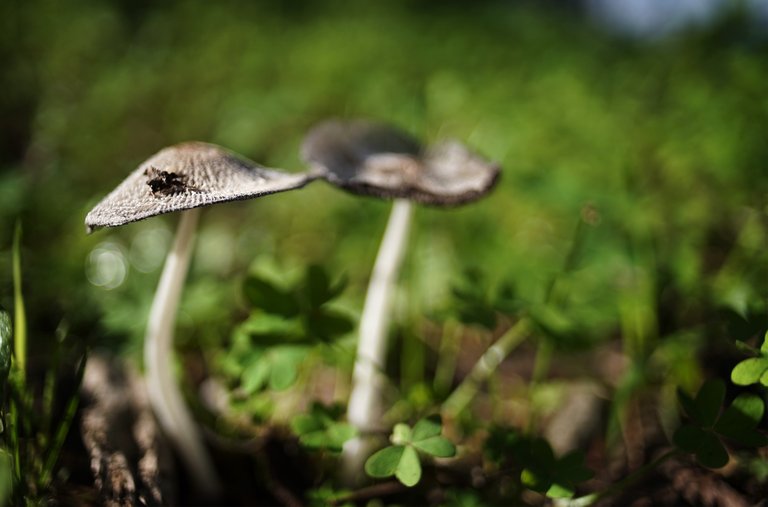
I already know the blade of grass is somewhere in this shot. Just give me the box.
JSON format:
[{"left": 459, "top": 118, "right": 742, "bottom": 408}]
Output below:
[
  {"left": 40, "top": 352, "right": 87, "bottom": 489},
  {"left": 39, "top": 340, "right": 62, "bottom": 451},
  {"left": 7, "top": 374, "right": 30, "bottom": 488},
  {"left": 12, "top": 222, "right": 26, "bottom": 381}
]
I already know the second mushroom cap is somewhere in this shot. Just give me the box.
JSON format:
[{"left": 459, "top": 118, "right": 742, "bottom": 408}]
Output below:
[{"left": 301, "top": 119, "right": 500, "bottom": 205}]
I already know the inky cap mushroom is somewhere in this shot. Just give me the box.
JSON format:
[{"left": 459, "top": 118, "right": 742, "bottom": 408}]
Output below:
[
  {"left": 302, "top": 119, "right": 501, "bottom": 480},
  {"left": 301, "top": 119, "right": 500, "bottom": 205},
  {"left": 86, "top": 141, "right": 310, "bottom": 232},
  {"left": 84, "top": 141, "right": 314, "bottom": 497}
]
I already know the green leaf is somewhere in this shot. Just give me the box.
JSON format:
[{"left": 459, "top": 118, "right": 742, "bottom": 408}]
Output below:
[
  {"left": 673, "top": 424, "right": 708, "bottom": 453},
  {"left": 365, "top": 445, "right": 405, "bottom": 478},
  {"left": 292, "top": 405, "right": 357, "bottom": 453},
  {"left": 365, "top": 444, "right": 423, "bottom": 487},
  {"left": 412, "top": 415, "right": 443, "bottom": 441},
  {"left": 291, "top": 414, "right": 324, "bottom": 435},
  {"left": 268, "top": 347, "right": 306, "bottom": 390},
  {"left": 395, "top": 446, "right": 422, "bottom": 487},
  {"left": 412, "top": 436, "right": 456, "bottom": 458},
  {"left": 302, "top": 265, "right": 346, "bottom": 308},
  {"left": 0, "top": 449, "right": 13, "bottom": 502},
  {"left": 243, "top": 276, "right": 299, "bottom": 317},
  {"left": 299, "top": 431, "right": 330, "bottom": 449},
  {"left": 675, "top": 425, "right": 729, "bottom": 468},
  {"left": 305, "top": 310, "right": 354, "bottom": 343},
  {"left": 677, "top": 389, "right": 700, "bottom": 424},
  {"left": 715, "top": 394, "right": 768, "bottom": 446},
  {"left": 695, "top": 432, "right": 729, "bottom": 469},
  {"left": 241, "top": 354, "right": 270, "bottom": 394},
  {"left": 493, "top": 281, "right": 521, "bottom": 316},
  {"left": 529, "top": 304, "right": 576, "bottom": 341},
  {"left": 723, "top": 394, "right": 764, "bottom": 428},
  {"left": 546, "top": 482, "right": 576, "bottom": 499},
  {"left": 326, "top": 423, "right": 357, "bottom": 451},
  {"left": 762, "top": 330, "right": 768, "bottom": 353},
  {"left": 528, "top": 437, "right": 556, "bottom": 469},
  {"left": 392, "top": 423, "right": 412, "bottom": 445},
  {"left": 557, "top": 450, "right": 594, "bottom": 483},
  {"left": 0, "top": 309, "right": 12, "bottom": 385},
  {"left": 521, "top": 467, "right": 551, "bottom": 493},
  {"left": 694, "top": 379, "right": 725, "bottom": 427},
  {"left": 301, "top": 425, "right": 355, "bottom": 453},
  {"left": 239, "top": 314, "right": 305, "bottom": 345},
  {"left": 760, "top": 369, "right": 768, "bottom": 387},
  {"left": 451, "top": 270, "right": 498, "bottom": 330},
  {"left": 731, "top": 357, "right": 768, "bottom": 386},
  {"left": 455, "top": 301, "right": 497, "bottom": 330}
]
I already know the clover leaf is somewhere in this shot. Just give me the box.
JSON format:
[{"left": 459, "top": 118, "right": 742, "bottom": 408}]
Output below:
[
  {"left": 483, "top": 427, "right": 592, "bottom": 499},
  {"left": 450, "top": 268, "right": 522, "bottom": 330},
  {"left": 291, "top": 403, "right": 357, "bottom": 453},
  {"left": 365, "top": 415, "right": 456, "bottom": 487},
  {"left": 731, "top": 331, "right": 768, "bottom": 387},
  {"left": 243, "top": 275, "right": 300, "bottom": 317},
  {"left": 240, "top": 345, "right": 307, "bottom": 393},
  {"left": 517, "top": 437, "right": 592, "bottom": 499},
  {"left": 674, "top": 378, "right": 768, "bottom": 468},
  {"left": 242, "top": 265, "right": 353, "bottom": 345},
  {"left": 230, "top": 264, "right": 354, "bottom": 396}
]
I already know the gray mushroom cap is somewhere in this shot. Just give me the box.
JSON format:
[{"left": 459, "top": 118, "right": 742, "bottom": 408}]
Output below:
[
  {"left": 85, "top": 142, "right": 311, "bottom": 232},
  {"left": 301, "top": 120, "right": 500, "bottom": 206}
]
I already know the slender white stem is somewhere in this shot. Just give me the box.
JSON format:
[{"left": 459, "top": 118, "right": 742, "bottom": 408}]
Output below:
[
  {"left": 144, "top": 207, "right": 221, "bottom": 496},
  {"left": 343, "top": 199, "right": 414, "bottom": 479}
]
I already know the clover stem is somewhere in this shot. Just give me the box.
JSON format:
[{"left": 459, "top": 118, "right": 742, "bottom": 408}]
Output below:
[
  {"left": 344, "top": 199, "right": 413, "bottom": 480},
  {"left": 144, "top": 207, "right": 220, "bottom": 496}
]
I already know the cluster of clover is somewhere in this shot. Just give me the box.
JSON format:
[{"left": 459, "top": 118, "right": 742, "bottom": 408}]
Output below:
[{"left": 85, "top": 119, "right": 500, "bottom": 495}]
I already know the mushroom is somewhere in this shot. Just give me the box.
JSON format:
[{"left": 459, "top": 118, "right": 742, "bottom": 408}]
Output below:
[
  {"left": 85, "top": 142, "right": 313, "bottom": 496},
  {"left": 301, "top": 119, "right": 500, "bottom": 477}
]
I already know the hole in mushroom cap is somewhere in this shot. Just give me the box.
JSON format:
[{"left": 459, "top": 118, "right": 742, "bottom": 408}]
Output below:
[
  {"left": 145, "top": 166, "right": 195, "bottom": 196},
  {"left": 86, "top": 242, "right": 128, "bottom": 290}
]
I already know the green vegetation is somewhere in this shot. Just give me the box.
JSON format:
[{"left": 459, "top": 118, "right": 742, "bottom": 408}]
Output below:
[
  {"left": 0, "top": 0, "right": 766, "bottom": 504},
  {"left": 0, "top": 228, "right": 85, "bottom": 506},
  {"left": 365, "top": 415, "right": 456, "bottom": 487}
]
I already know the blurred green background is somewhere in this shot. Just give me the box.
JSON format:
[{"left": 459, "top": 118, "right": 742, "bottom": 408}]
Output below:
[{"left": 0, "top": 0, "right": 766, "bottom": 382}]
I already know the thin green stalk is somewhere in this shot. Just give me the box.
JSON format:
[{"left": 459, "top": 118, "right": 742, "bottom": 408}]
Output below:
[
  {"left": 12, "top": 222, "right": 26, "bottom": 381},
  {"left": 526, "top": 337, "right": 554, "bottom": 432},
  {"left": 442, "top": 212, "right": 592, "bottom": 421},
  {"left": 8, "top": 392, "right": 20, "bottom": 484},
  {"left": 39, "top": 354, "right": 86, "bottom": 489},
  {"left": 441, "top": 318, "right": 531, "bottom": 418},
  {"left": 528, "top": 216, "right": 590, "bottom": 431},
  {"left": 401, "top": 330, "right": 425, "bottom": 392},
  {"left": 40, "top": 349, "right": 60, "bottom": 451},
  {"left": 433, "top": 319, "right": 461, "bottom": 398},
  {"left": 563, "top": 449, "right": 680, "bottom": 506}
]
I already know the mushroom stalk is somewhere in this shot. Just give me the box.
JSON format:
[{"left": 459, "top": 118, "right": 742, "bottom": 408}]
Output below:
[
  {"left": 144, "top": 207, "right": 220, "bottom": 496},
  {"left": 343, "top": 198, "right": 413, "bottom": 477}
]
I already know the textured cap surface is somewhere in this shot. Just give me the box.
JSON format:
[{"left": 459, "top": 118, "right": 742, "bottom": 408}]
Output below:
[
  {"left": 85, "top": 142, "right": 310, "bottom": 231},
  {"left": 301, "top": 120, "right": 500, "bottom": 206}
]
